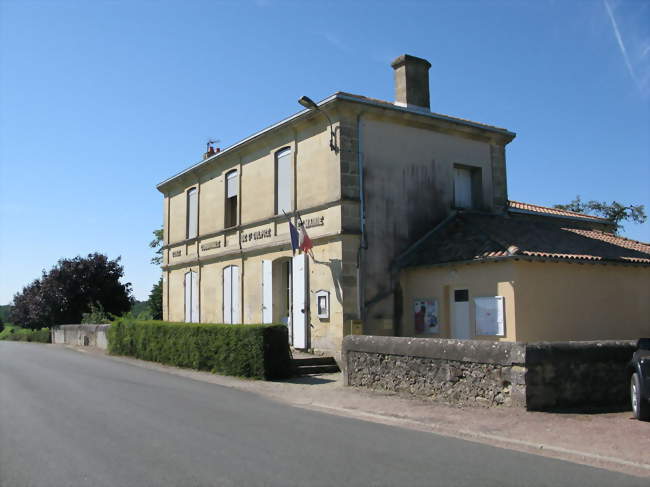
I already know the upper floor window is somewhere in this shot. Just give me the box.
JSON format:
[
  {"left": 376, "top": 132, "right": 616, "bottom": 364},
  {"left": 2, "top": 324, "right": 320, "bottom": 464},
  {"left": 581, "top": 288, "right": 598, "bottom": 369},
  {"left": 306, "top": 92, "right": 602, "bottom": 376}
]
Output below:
[
  {"left": 225, "top": 170, "right": 238, "bottom": 227},
  {"left": 275, "top": 147, "right": 292, "bottom": 215},
  {"left": 453, "top": 165, "right": 482, "bottom": 209},
  {"left": 186, "top": 187, "right": 198, "bottom": 239}
]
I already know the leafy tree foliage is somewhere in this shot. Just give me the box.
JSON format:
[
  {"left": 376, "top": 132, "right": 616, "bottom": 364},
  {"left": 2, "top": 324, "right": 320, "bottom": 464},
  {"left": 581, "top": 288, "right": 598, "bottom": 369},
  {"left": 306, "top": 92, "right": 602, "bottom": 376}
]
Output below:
[
  {"left": 148, "top": 278, "right": 163, "bottom": 320},
  {"left": 148, "top": 227, "right": 164, "bottom": 320},
  {"left": 9, "top": 253, "right": 133, "bottom": 329},
  {"left": 149, "top": 228, "right": 163, "bottom": 266},
  {"left": 554, "top": 196, "right": 646, "bottom": 234}
]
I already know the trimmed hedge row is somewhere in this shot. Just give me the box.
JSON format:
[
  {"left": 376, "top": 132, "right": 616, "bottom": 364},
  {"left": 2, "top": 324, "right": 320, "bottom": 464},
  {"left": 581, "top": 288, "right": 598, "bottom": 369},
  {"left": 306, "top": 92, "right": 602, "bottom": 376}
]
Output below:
[
  {"left": 0, "top": 327, "right": 51, "bottom": 343},
  {"left": 107, "top": 318, "right": 292, "bottom": 380}
]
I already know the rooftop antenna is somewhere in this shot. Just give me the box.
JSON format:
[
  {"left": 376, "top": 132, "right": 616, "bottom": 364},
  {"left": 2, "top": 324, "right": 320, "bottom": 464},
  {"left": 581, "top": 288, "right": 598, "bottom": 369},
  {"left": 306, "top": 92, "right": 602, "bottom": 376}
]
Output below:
[
  {"left": 203, "top": 138, "right": 221, "bottom": 159},
  {"left": 206, "top": 139, "right": 220, "bottom": 152}
]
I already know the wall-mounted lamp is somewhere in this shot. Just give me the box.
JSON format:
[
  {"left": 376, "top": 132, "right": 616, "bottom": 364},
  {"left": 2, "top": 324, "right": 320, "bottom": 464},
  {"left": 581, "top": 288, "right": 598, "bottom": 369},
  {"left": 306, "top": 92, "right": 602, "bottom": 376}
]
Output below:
[{"left": 298, "top": 95, "right": 338, "bottom": 153}]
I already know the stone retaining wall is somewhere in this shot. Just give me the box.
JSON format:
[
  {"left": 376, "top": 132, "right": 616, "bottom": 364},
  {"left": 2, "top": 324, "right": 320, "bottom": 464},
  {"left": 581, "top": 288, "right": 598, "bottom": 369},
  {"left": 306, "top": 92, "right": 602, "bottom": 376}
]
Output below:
[
  {"left": 343, "top": 335, "right": 635, "bottom": 410},
  {"left": 52, "top": 324, "right": 110, "bottom": 349}
]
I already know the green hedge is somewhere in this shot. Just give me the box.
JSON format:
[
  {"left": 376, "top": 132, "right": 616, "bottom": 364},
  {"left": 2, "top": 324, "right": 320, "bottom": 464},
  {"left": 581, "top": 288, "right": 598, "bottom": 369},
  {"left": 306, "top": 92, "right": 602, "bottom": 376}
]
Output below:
[
  {"left": 0, "top": 326, "right": 51, "bottom": 343},
  {"left": 107, "top": 318, "right": 292, "bottom": 380}
]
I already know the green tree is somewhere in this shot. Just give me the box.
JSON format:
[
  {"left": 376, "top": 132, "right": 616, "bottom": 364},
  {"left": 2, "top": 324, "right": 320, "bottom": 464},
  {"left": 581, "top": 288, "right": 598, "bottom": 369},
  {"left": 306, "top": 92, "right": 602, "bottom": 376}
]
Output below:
[
  {"left": 149, "top": 228, "right": 164, "bottom": 265},
  {"left": 9, "top": 253, "right": 133, "bottom": 329},
  {"left": 554, "top": 196, "right": 646, "bottom": 234},
  {"left": 148, "top": 227, "right": 164, "bottom": 320},
  {"left": 148, "top": 278, "right": 163, "bottom": 320}
]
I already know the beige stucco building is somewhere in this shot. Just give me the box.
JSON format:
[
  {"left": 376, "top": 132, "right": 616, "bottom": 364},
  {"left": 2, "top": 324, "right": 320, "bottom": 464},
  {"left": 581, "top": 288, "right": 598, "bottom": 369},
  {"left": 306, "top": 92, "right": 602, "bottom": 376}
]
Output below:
[
  {"left": 397, "top": 207, "right": 650, "bottom": 342},
  {"left": 157, "top": 54, "right": 650, "bottom": 354}
]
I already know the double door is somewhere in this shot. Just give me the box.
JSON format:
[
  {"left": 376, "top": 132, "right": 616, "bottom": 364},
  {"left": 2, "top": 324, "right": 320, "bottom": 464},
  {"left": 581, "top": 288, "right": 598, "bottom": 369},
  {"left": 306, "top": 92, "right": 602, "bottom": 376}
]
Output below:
[{"left": 262, "top": 254, "right": 309, "bottom": 349}]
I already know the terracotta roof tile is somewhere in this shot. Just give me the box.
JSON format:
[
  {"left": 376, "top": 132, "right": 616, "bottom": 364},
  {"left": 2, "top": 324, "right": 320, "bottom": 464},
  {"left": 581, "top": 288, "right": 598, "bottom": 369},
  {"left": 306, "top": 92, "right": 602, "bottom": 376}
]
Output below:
[
  {"left": 400, "top": 212, "right": 650, "bottom": 267},
  {"left": 508, "top": 200, "right": 608, "bottom": 222}
]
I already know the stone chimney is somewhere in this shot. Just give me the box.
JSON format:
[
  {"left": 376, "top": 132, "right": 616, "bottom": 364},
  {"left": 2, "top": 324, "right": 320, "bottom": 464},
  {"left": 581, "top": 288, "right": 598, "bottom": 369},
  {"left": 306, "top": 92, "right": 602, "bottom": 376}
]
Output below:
[{"left": 390, "top": 54, "right": 431, "bottom": 111}]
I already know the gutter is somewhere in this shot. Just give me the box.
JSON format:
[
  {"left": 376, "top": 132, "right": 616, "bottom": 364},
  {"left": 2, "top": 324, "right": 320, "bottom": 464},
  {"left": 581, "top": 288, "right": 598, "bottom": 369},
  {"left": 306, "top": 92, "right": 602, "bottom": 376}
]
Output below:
[
  {"left": 157, "top": 93, "right": 516, "bottom": 192},
  {"left": 356, "top": 111, "right": 367, "bottom": 321}
]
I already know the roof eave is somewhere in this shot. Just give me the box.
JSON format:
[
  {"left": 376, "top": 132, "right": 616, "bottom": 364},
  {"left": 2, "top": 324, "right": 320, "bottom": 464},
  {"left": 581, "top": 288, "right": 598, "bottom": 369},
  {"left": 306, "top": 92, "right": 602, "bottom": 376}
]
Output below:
[
  {"left": 335, "top": 92, "right": 516, "bottom": 142},
  {"left": 403, "top": 254, "right": 650, "bottom": 270},
  {"left": 157, "top": 93, "right": 516, "bottom": 193}
]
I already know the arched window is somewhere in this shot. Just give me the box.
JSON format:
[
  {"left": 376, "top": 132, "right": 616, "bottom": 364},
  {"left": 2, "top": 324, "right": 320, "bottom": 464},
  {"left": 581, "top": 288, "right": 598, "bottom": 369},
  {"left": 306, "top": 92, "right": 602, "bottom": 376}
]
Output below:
[
  {"left": 225, "top": 170, "right": 238, "bottom": 227},
  {"left": 275, "top": 147, "right": 292, "bottom": 215},
  {"left": 223, "top": 265, "right": 240, "bottom": 324},
  {"left": 186, "top": 187, "right": 198, "bottom": 239}
]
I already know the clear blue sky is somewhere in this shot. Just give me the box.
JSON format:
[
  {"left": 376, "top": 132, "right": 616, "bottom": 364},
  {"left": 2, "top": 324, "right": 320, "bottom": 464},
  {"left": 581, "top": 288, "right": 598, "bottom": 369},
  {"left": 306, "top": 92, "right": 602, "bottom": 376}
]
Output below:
[{"left": 1, "top": 0, "right": 648, "bottom": 305}]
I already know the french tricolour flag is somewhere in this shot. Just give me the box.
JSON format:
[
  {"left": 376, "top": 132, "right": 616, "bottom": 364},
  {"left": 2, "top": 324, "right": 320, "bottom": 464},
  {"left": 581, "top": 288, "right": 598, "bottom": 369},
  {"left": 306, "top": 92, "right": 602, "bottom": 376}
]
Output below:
[
  {"left": 298, "top": 219, "right": 313, "bottom": 255},
  {"left": 289, "top": 220, "right": 300, "bottom": 255},
  {"left": 286, "top": 212, "right": 313, "bottom": 257}
]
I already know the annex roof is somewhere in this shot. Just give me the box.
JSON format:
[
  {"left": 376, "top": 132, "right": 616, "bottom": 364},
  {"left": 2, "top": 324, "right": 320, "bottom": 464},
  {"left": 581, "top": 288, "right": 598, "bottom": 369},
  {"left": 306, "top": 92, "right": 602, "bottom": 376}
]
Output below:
[
  {"left": 399, "top": 211, "right": 650, "bottom": 268},
  {"left": 508, "top": 200, "right": 610, "bottom": 224}
]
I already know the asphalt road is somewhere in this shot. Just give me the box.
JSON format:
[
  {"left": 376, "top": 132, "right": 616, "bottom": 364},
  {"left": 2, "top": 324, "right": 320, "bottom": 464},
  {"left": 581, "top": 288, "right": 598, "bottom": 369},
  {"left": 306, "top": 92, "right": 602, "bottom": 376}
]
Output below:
[{"left": 0, "top": 342, "right": 646, "bottom": 487}]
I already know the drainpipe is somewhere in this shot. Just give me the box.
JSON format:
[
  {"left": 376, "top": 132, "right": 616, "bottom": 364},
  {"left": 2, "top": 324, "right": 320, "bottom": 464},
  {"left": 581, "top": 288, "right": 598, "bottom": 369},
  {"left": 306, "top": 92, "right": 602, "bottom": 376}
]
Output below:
[{"left": 356, "top": 112, "right": 367, "bottom": 321}]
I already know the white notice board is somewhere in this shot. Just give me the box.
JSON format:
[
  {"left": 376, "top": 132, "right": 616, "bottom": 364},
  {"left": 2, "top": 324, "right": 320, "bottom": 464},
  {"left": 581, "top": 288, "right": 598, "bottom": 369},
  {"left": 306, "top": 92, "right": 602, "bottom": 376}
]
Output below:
[{"left": 474, "top": 296, "right": 505, "bottom": 336}]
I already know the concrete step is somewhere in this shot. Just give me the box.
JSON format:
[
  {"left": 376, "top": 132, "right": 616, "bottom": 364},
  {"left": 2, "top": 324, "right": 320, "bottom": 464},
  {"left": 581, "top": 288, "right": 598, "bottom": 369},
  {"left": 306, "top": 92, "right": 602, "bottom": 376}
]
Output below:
[
  {"left": 291, "top": 355, "right": 340, "bottom": 375},
  {"left": 292, "top": 357, "right": 338, "bottom": 367},
  {"left": 293, "top": 364, "right": 341, "bottom": 375}
]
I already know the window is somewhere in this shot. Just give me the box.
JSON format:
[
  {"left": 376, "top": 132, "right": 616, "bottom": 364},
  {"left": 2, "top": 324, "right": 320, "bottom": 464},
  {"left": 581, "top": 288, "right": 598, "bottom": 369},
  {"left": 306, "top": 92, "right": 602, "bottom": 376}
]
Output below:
[
  {"left": 275, "top": 147, "right": 292, "bottom": 215},
  {"left": 225, "top": 170, "right": 238, "bottom": 227},
  {"left": 186, "top": 187, "right": 198, "bottom": 239},
  {"left": 223, "top": 265, "right": 240, "bottom": 324},
  {"left": 184, "top": 271, "right": 199, "bottom": 323},
  {"left": 453, "top": 165, "right": 482, "bottom": 209}
]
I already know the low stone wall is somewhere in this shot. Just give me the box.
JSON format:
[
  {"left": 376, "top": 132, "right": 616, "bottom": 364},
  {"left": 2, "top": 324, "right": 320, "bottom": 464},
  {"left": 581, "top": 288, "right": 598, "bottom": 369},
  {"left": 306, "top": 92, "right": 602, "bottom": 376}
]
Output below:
[
  {"left": 51, "top": 324, "right": 110, "bottom": 349},
  {"left": 525, "top": 341, "right": 635, "bottom": 410},
  {"left": 343, "top": 336, "right": 526, "bottom": 408},
  {"left": 343, "top": 336, "right": 635, "bottom": 410}
]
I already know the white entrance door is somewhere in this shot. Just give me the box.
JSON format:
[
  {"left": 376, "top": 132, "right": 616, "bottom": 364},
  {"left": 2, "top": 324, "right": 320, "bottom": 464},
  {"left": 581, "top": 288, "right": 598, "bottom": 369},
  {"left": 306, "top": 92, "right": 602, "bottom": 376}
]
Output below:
[
  {"left": 223, "top": 265, "right": 240, "bottom": 324},
  {"left": 291, "top": 253, "right": 308, "bottom": 349},
  {"left": 262, "top": 260, "right": 273, "bottom": 324},
  {"left": 451, "top": 289, "right": 471, "bottom": 339},
  {"left": 184, "top": 271, "right": 199, "bottom": 323}
]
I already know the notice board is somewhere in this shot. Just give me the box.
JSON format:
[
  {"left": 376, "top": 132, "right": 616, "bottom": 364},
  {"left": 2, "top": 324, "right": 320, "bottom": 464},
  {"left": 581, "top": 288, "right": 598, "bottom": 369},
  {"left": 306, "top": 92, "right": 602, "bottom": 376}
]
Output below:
[{"left": 474, "top": 296, "right": 505, "bottom": 336}]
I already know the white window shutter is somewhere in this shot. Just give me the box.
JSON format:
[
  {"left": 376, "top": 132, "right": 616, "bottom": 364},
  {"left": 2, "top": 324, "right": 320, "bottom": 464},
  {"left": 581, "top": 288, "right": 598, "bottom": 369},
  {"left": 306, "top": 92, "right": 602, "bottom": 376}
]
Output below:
[
  {"left": 262, "top": 260, "right": 273, "bottom": 323},
  {"left": 184, "top": 272, "right": 192, "bottom": 322},
  {"left": 223, "top": 267, "right": 232, "bottom": 324},
  {"left": 454, "top": 167, "right": 472, "bottom": 209},
  {"left": 187, "top": 188, "right": 198, "bottom": 239},
  {"left": 231, "top": 266, "right": 240, "bottom": 324},
  {"left": 191, "top": 271, "right": 199, "bottom": 323},
  {"left": 223, "top": 266, "right": 240, "bottom": 324},
  {"left": 276, "top": 149, "right": 292, "bottom": 214},
  {"left": 291, "top": 254, "right": 308, "bottom": 349},
  {"left": 226, "top": 171, "right": 238, "bottom": 198}
]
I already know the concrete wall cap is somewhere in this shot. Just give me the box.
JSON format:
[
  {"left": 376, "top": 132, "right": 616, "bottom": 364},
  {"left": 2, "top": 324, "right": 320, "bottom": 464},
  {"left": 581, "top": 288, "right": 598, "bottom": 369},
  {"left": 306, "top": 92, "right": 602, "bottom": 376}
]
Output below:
[
  {"left": 342, "top": 335, "right": 525, "bottom": 366},
  {"left": 525, "top": 340, "right": 636, "bottom": 364}
]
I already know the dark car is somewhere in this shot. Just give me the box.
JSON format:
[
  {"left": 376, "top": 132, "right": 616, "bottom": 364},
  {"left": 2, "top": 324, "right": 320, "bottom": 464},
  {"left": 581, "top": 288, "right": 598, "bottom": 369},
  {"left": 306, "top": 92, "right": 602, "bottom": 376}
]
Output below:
[{"left": 628, "top": 338, "right": 650, "bottom": 421}]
